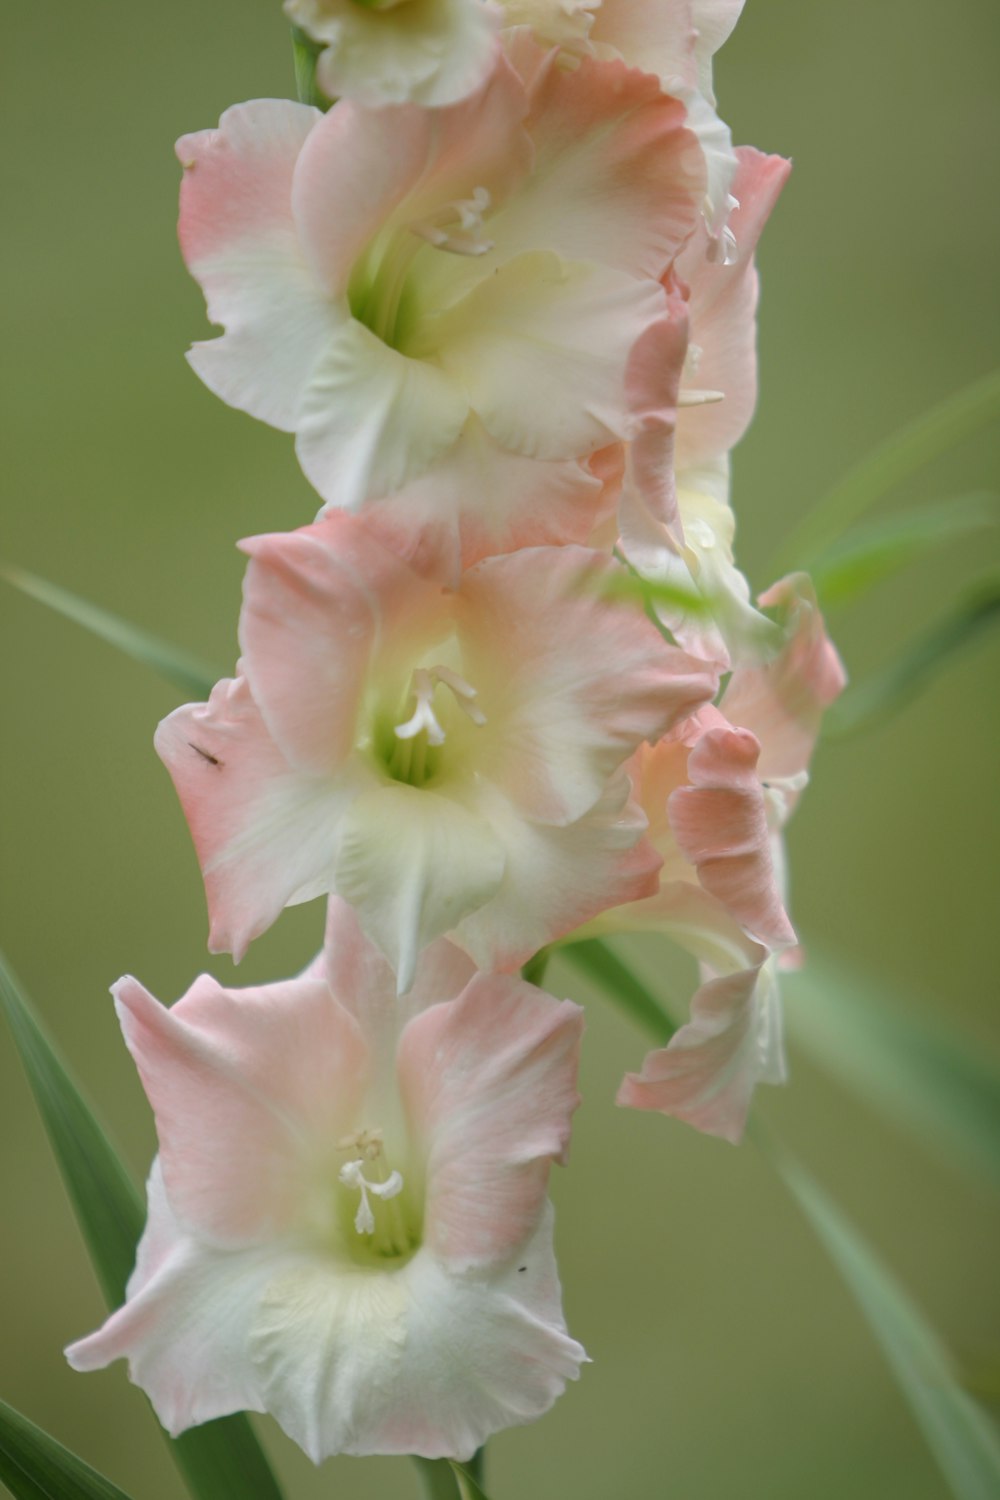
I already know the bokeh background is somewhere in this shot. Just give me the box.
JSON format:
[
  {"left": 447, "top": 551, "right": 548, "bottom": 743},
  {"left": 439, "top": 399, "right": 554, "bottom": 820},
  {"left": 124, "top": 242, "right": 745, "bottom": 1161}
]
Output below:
[{"left": 2, "top": 1, "right": 998, "bottom": 1496}]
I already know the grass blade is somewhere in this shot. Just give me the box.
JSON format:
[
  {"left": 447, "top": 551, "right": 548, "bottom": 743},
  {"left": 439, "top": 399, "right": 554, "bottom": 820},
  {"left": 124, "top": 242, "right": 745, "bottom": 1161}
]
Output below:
[
  {"left": 825, "top": 576, "right": 1000, "bottom": 738},
  {"left": 0, "top": 563, "right": 218, "bottom": 698},
  {"left": 812, "top": 492, "right": 998, "bottom": 609},
  {"left": 0, "top": 949, "right": 284, "bottom": 1500},
  {"left": 784, "top": 956, "right": 1000, "bottom": 1189},
  {"left": 774, "top": 368, "right": 1000, "bottom": 571},
  {"left": 759, "top": 1134, "right": 1000, "bottom": 1500},
  {"left": 560, "top": 939, "right": 676, "bottom": 1044},
  {"left": 0, "top": 1398, "right": 134, "bottom": 1500}
]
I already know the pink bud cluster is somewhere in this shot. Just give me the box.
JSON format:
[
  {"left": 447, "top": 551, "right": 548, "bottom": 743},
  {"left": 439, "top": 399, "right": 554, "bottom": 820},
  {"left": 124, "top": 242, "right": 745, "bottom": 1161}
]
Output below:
[{"left": 68, "top": 0, "right": 844, "bottom": 1465}]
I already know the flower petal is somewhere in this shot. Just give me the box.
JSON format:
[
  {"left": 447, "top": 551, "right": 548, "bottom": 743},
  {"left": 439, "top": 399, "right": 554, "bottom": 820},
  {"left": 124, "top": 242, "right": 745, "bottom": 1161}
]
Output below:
[
  {"left": 290, "top": 55, "right": 531, "bottom": 299},
  {"left": 489, "top": 52, "right": 705, "bottom": 280},
  {"left": 249, "top": 1207, "right": 585, "bottom": 1460},
  {"left": 617, "top": 958, "right": 783, "bottom": 1143},
  {"left": 676, "top": 147, "right": 791, "bottom": 470},
  {"left": 668, "top": 722, "right": 796, "bottom": 949},
  {"left": 334, "top": 784, "right": 506, "bottom": 993},
  {"left": 454, "top": 773, "right": 662, "bottom": 970},
  {"left": 720, "top": 572, "right": 846, "bottom": 787},
  {"left": 399, "top": 975, "right": 582, "bottom": 1268},
  {"left": 288, "top": 0, "right": 500, "bottom": 108},
  {"left": 177, "top": 100, "right": 337, "bottom": 430},
  {"left": 238, "top": 513, "right": 445, "bottom": 772},
  {"left": 296, "top": 319, "right": 470, "bottom": 509},
  {"left": 426, "top": 251, "right": 667, "bottom": 460},
  {"left": 458, "top": 544, "right": 718, "bottom": 824},
  {"left": 109, "top": 973, "right": 367, "bottom": 1247},
  {"left": 66, "top": 1160, "right": 281, "bottom": 1433},
  {"left": 155, "top": 677, "right": 372, "bottom": 960}
]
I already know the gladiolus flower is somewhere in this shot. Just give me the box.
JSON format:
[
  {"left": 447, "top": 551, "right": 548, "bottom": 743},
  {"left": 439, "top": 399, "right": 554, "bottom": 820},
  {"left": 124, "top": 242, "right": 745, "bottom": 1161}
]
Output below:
[
  {"left": 67, "top": 902, "right": 586, "bottom": 1459},
  {"left": 175, "top": 46, "right": 705, "bottom": 556},
  {"left": 286, "top": 0, "right": 501, "bottom": 108},
  {"left": 155, "top": 512, "right": 718, "bottom": 990}
]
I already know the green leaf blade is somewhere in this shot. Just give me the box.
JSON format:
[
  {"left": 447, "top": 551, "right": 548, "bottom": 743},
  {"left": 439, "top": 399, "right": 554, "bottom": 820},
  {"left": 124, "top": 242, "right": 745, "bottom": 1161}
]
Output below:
[
  {"left": 813, "top": 492, "right": 998, "bottom": 609},
  {"left": 559, "top": 939, "right": 676, "bottom": 1044},
  {"left": 0, "top": 564, "right": 218, "bottom": 699},
  {"left": 761, "top": 1138, "right": 1000, "bottom": 1500},
  {"left": 784, "top": 955, "right": 1000, "bottom": 1189},
  {"left": 775, "top": 368, "right": 1000, "bottom": 571},
  {"left": 825, "top": 575, "right": 1000, "bottom": 738},
  {"left": 0, "top": 950, "right": 285, "bottom": 1500},
  {"left": 0, "top": 1398, "right": 134, "bottom": 1500},
  {"left": 449, "top": 1460, "right": 491, "bottom": 1499}
]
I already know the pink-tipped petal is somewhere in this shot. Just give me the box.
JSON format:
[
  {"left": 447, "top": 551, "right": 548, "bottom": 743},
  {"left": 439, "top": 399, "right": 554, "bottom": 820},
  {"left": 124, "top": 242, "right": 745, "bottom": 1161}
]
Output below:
[
  {"left": 668, "top": 724, "right": 796, "bottom": 949},
  {"left": 110, "top": 973, "right": 366, "bottom": 1246},
  {"left": 491, "top": 52, "right": 706, "bottom": 280},
  {"left": 238, "top": 513, "right": 445, "bottom": 773},
  {"left": 399, "top": 975, "right": 583, "bottom": 1268},
  {"left": 454, "top": 773, "right": 662, "bottom": 971},
  {"left": 177, "top": 100, "right": 337, "bottom": 431},
  {"left": 676, "top": 148, "right": 791, "bottom": 470},
  {"left": 155, "top": 678, "right": 371, "bottom": 961},
  {"left": 459, "top": 544, "right": 719, "bottom": 825},
  {"left": 720, "top": 572, "right": 846, "bottom": 786},
  {"left": 618, "top": 958, "right": 783, "bottom": 1143}
]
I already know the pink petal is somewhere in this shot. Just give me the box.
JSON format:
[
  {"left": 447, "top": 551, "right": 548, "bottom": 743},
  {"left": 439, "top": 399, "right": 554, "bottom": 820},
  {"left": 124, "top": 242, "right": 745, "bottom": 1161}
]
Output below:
[
  {"left": 238, "top": 513, "right": 446, "bottom": 773},
  {"left": 617, "top": 958, "right": 783, "bottom": 1143},
  {"left": 668, "top": 722, "right": 797, "bottom": 949},
  {"left": 290, "top": 55, "right": 532, "bottom": 299},
  {"left": 675, "top": 147, "right": 791, "bottom": 470},
  {"left": 458, "top": 544, "right": 719, "bottom": 824},
  {"left": 176, "top": 100, "right": 337, "bottom": 431},
  {"left": 454, "top": 773, "right": 662, "bottom": 971},
  {"left": 155, "top": 677, "right": 368, "bottom": 961},
  {"left": 109, "top": 972, "right": 367, "bottom": 1246},
  {"left": 720, "top": 572, "right": 846, "bottom": 785},
  {"left": 492, "top": 50, "right": 706, "bottom": 281},
  {"left": 398, "top": 974, "right": 583, "bottom": 1268}
]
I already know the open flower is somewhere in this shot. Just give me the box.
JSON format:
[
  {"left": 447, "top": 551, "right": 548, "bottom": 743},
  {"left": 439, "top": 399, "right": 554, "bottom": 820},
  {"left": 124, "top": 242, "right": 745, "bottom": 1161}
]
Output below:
[
  {"left": 286, "top": 0, "right": 501, "bottom": 108},
  {"left": 569, "top": 573, "right": 844, "bottom": 1141},
  {"left": 155, "top": 512, "right": 717, "bottom": 990},
  {"left": 176, "top": 46, "right": 704, "bottom": 554},
  {"left": 67, "top": 901, "right": 586, "bottom": 1459},
  {"left": 618, "top": 148, "right": 791, "bottom": 666}
]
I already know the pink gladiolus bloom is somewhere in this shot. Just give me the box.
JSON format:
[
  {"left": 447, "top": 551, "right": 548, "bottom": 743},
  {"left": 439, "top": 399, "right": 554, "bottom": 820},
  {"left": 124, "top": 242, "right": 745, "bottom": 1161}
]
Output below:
[
  {"left": 175, "top": 45, "right": 705, "bottom": 558},
  {"left": 618, "top": 148, "right": 791, "bottom": 666},
  {"left": 67, "top": 902, "right": 586, "bottom": 1459},
  {"left": 286, "top": 0, "right": 501, "bottom": 108},
  {"left": 576, "top": 573, "right": 844, "bottom": 1142},
  {"left": 155, "top": 512, "right": 718, "bottom": 990}
]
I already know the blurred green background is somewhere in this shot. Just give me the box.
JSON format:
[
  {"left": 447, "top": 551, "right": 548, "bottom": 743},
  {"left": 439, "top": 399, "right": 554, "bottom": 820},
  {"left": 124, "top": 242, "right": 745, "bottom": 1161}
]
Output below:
[{"left": 1, "top": 1, "right": 998, "bottom": 1496}]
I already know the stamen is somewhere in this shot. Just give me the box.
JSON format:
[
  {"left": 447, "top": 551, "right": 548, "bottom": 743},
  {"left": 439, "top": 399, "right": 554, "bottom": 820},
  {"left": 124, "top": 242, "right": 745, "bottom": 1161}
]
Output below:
[
  {"left": 339, "top": 1159, "right": 405, "bottom": 1237},
  {"left": 678, "top": 388, "right": 725, "bottom": 407},
  {"left": 394, "top": 668, "right": 447, "bottom": 745},
  {"left": 411, "top": 186, "right": 494, "bottom": 257}
]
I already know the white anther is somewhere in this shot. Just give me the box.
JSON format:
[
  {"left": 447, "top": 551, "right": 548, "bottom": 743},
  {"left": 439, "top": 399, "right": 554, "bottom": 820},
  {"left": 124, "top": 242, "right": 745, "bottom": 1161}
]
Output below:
[
  {"left": 339, "top": 1159, "right": 405, "bottom": 1237},
  {"left": 678, "top": 388, "right": 726, "bottom": 407},
  {"left": 394, "top": 668, "right": 446, "bottom": 745},
  {"left": 411, "top": 186, "right": 494, "bottom": 256},
  {"left": 431, "top": 665, "right": 487, "bottom": 726}
]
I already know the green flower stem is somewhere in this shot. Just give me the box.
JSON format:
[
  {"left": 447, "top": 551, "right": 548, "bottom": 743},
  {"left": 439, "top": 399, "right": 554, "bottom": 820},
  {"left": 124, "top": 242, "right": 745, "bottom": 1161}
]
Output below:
[
  {"left": 412, "top": 1456, "right": 463, "bottom": 1499},
  {"left": 290, "top": 25, "right": 332, "bottom": 110}
]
